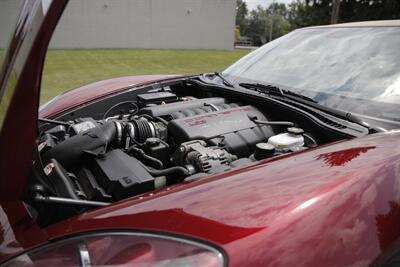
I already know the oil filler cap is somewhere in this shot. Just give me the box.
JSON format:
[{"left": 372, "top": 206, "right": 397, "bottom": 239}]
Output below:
[
  {"left": 287, "top": 127, "right": 304, "bottom": 135},
  {"left": 254, "top": 143, "right": 275, "bottom": 160}
]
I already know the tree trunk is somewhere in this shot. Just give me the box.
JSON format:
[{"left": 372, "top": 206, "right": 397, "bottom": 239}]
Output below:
[
  {"left": 331, "top": 0, "right": 341, "bottom": 24},
  {"left": 269, "top": 0, "right": 275, "bottom": 42}
]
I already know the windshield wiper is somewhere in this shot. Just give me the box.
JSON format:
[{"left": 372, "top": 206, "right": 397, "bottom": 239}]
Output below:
[
  {"left": 239, "top": 82, "right": 380, "bottom": 133},
  {"left": 214, "top": 72, "right": 235, "bottom": 88},
  {"left": 239, "top": 82, "right": 317, "bottom": 103}
]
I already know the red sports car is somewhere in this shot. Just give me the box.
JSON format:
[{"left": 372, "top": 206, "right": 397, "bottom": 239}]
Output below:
[{"left": 1, "top": 1, "right": 400, "bottom": 266}]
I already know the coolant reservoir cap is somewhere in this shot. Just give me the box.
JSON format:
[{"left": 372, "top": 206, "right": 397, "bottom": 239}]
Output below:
[
  {"left": 145, "top": 137, "right": 161, "bottom": 146},
  {"left": 254, "top": 142, "right": 275, "bottom": 160},
  {"left": 287, "top": 127, "right": 304, "bottom": 135}
]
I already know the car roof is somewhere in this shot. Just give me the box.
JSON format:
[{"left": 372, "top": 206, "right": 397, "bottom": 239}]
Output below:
[{"left": 300, "top": 20, "right": 400, "bottom": 30}]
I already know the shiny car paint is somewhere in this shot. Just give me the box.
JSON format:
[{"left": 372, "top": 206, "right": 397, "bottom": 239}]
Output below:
[
  {"left": 1, "top": 0, "right": 400, "bottom": 266},
  {"left": 0, "top": 0, "right": 68, "bottom": 263},
  {"left": 0, "top": 0, "right": 68, "bottom": 200},
  {"left": 2, "top": 131, "right": 400, "bottom": 265},
  {"left": 39, "top": 74, "right": 180, "bottom": 119},
  {"left": 45, "top": 132, "right": 400, "bottom": 266}
]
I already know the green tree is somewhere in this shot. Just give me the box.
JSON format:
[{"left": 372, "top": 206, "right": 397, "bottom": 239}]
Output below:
[
  {"left": 271, "top": 13, "right": 291, "bottom": 40},
  {"left": 236, "top": 0, "right": 400, "bottom": 47},
  {"left": 287, "top": 0, "right": 400, "bottom": 29},
  {"left": 236, "top": 0, "right": 249, "bottom": 36},
  {"left": 287, "top": 1, "right": 316, "bottom": 29},
  {"left": 247, "top": 6, "right": 267, "bottom": 45},
  {"left": 247, "top": 5, "right": 290, "bottom": 45},
  {"left": 340, "top": 0, "right": 400, "bottom": 22},
  {"left": 267, "top": 2, "right": 288, "bottom": 18},
  {"left": 235, "top": 26, "right": 241, "bottom": 41}
]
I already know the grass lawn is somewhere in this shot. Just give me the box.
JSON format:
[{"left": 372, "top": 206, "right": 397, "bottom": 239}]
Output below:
[{"left": 39, "top": 48, "right": 251, "bottom": 102}]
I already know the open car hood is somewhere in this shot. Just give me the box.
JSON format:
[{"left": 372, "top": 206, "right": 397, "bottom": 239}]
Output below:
[
  {"left": 39, "top": 74, "right": 180, "bottom": 118},
  {"left": 0, "top": 0, "right": 68, "bottom": 200}
]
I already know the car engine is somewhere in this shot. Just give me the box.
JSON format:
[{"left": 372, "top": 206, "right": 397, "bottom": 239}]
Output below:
[{"left": 35, "top": 93, "right": 313, "bottom": 208}]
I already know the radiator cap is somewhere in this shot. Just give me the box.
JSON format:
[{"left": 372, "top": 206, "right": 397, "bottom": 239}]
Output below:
[{"left": 254, "top": 142, "right": 275, "bottom": 160}]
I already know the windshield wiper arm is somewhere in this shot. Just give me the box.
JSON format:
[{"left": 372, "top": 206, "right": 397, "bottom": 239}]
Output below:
[
  {"left": 239, "top": 82, "right": 380, "bottom": 133},
  {"left": 239, "top": 82, "right": 317, "bottom": 103},
  {"left": 214, "top": 72, "right": 235, "bottom": 88}
]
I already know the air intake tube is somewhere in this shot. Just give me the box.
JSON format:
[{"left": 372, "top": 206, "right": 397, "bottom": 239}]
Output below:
[
  {"left": 42, "top": 121, "right": 120, "bottom": 171},
  {"left": 127, "top": 116, "right": 167, "bottom": 143}
]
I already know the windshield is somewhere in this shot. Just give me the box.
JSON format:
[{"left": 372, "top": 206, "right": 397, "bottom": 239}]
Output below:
[{"left": 223, "top": 27, "right": 400, "bottom": 123}]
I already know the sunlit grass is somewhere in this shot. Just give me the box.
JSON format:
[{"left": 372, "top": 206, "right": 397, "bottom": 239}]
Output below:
[{"left": 40, "top": 48, "right": 251, "bottom": 102}]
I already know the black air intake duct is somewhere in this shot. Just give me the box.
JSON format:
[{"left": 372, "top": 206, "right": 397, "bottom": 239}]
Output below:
[{"left": 42, "top": 121, "right": 118, "bottom": 171}]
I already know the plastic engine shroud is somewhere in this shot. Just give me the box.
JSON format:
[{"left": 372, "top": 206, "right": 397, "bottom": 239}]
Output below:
[{"left": 168, "top": 105, "right": 275, "bottom": 158}]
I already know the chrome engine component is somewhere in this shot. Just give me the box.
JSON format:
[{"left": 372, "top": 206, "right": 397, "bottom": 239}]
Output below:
[
  {"left": 127, "top": 117, "right": 167, "bottom": 143},
  {"left": 172, "top": 140, "right": 237, "bottom": 174}
]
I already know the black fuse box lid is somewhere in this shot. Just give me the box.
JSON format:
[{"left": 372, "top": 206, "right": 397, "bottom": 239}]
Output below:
[{"left": 137, "top": 91, "right": 177, "bottom": 106}]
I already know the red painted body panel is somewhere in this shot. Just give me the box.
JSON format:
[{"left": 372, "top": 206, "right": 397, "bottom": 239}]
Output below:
[
  {"left": 0, "top": 1, "right": 68, "bottom": 262},
  {"left": 39, "top": 131, "right": 400, "bottom": 266},
  {"left": 0, "top": 201, "right": 48, "bottom": 262},
  {"left": 39, "top": 75, "right": 180, "bottom": 118},
  {"left": 0, "top": 0, "right": 67, "bottom": 200}
]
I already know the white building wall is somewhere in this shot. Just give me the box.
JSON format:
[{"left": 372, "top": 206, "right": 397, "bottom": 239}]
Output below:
[
  {"left": 0, "top": 0, "right": 24, "bottom": 49},
  {"left": 0, "top": 0, "right": 236, "bottom": 50}
]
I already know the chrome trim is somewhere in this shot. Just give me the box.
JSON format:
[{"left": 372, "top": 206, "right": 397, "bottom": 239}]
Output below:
[
  {"left": 128, "top": 122, "right": 135, "bottom": 140},
  {"left": 148, "top": 121, "right": 156, "bottom": 137},
  {"left": 204, "top": 102, "right": 219, "bottom": 111},
  {"left": 114, "top": 121, "right": 123, "bottom": 145},
  {"left": 77, "top": 242, "right": 92, "bottom": 267},
  {"left": 34, "top": 193, "right": 109, "bottom": 207},
  {"left": 2, "top": 231, "right": 226, "bottom": 267}
]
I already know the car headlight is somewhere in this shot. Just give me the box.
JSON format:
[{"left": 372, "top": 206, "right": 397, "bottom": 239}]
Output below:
[{"left": 3, "top": 232, "right": 225, "bottom": 267}]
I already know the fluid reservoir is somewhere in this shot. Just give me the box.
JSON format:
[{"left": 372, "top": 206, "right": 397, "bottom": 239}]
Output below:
[
  {"left": 267, "top": 127, "right": 304, "bottom": 152},
  {"left": 254, "top": 143, "right": 275, "bottom": 160}
]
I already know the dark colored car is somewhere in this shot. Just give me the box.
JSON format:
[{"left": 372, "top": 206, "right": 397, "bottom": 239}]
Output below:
[{"left": 1, "top": 1, "right": 400, "bottom": 266}]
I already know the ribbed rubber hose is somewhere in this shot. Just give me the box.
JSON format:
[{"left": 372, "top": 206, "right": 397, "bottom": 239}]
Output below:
[{"left": 139, "top": 162, "right": 190, "bottom": 177}]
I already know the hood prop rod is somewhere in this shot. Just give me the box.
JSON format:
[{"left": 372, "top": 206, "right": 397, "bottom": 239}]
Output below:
[
  {"left": 34, "top": 192, "right": 110, "bottom": 207},
  {"left": 38, "top": 117, "right": 72, "bottom": 127}
]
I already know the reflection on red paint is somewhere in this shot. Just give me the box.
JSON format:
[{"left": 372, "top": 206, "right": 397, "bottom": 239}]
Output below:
[
  {"left": 4, "top": 234, "right": 224, "bottom": 267},
  {"left": 316, "top": 146, "right": 375, "bottom": 167},
  {"left": 0, "top": 202, "right": 48, "bottom": 263},
  {"left": 376, "top": 201, "right": 400, "bottom": 250},
  {"left": 90, "top": 208, "right": 264, "bottom": 245}
]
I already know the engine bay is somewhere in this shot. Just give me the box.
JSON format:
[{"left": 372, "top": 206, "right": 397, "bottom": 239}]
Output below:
[{"left": 29, "top": 77, "right": 369, "bottom": 225}]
